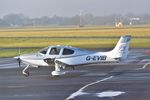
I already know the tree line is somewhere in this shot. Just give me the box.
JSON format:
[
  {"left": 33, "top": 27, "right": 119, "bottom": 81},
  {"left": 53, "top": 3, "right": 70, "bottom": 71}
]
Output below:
[{"left": 0, "top": 13, "right": 150, "bottom": 27}]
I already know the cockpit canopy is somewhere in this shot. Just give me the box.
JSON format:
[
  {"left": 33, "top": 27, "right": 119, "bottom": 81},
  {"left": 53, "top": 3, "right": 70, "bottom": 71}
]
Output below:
[
  {"left": 49, "top": 47, "right": 61, "bottom": 55},
  {"left": 39, "top": 46, "right": 75, "bottom": 56}
]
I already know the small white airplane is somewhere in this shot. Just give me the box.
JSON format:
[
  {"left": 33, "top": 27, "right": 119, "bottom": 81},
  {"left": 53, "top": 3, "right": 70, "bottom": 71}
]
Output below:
[{"left": 14, "top": 35, "right": 131, "bottom": 76}]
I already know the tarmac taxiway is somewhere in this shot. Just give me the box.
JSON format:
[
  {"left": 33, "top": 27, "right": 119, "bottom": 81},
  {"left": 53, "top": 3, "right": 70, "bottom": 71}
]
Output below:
[{"left": 0, "top": 49, "right": 150, "bottom": 100}]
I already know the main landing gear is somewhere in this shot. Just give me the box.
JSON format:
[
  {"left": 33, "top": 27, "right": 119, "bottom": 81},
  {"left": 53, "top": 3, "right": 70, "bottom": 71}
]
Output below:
[{"left": 51, "top": 62, "right": 66, "bottom": 76}]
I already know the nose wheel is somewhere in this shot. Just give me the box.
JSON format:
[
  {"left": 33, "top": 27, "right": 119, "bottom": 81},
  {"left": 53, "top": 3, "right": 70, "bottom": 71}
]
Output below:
[{"left": 22, "top": 70, "right": 30, "bottom": 77}]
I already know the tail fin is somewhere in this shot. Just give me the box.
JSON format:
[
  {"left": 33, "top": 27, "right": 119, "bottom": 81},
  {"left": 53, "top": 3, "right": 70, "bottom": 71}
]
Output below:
[{"left": 110, "top": 35, "right": 131, "bottom": 60}]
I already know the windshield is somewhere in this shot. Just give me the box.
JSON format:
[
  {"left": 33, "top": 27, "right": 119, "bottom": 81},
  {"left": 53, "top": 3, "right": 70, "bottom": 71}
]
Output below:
[{"left": 39, "top": 47, "right": 49, "bottom": 54}]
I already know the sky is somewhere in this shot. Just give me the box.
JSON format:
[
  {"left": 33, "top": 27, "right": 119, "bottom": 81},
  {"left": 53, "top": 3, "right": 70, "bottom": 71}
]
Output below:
[{"left": 0, "top": 0, "right": 150, "bottom": 17}]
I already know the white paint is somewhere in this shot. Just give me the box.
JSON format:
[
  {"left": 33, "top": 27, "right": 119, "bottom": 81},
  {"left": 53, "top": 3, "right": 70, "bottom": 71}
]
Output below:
[
  {"left": 7, "top": 85, "right": 25, "bottom": 88},
  {"left": 66, "top": 76, "right": 113, "bottom": 100},
  {"left": 0, "top": 65, "right": 19, "bottom": 69},
  {"left": 142, "top": 62, "right": 150, "bottom": 69},
  {"left": 66, "top": 91, "right": 89, "bottom": 99},
  {"left": 141, "top": 59, "right": 150, "bottom": 63},
  {"left": 82, "top": 73, "right": 107, "bottom": 77},
  {"left": 0, "top": 63, "right": 17, "bottom": 66},
  {"left": 95, "top": 91, "right": 125, "bottom": 98}
]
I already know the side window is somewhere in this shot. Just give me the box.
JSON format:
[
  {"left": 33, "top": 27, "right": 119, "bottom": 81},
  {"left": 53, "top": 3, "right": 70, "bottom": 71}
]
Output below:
[
  {"left": 49, "top": 47, "right": 61, "bottom": 55},
  {"left": 63, "top": 48, "right": 74, "bottom": 55}
]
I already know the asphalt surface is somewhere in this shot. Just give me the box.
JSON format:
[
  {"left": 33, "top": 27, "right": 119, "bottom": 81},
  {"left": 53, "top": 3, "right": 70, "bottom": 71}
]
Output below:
[{"left": 0, "top": 49, "right": 150, "bottom": 100}]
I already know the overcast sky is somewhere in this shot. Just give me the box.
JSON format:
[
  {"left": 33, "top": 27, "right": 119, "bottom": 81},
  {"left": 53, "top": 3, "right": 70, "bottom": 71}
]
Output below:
[{"left": 0, "top": 0, "right": 150, "bottom": 17}]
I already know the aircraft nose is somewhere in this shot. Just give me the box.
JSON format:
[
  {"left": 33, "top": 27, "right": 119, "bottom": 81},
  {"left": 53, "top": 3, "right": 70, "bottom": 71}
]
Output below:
[
  {"left": 13, "top": 55, "right": 22, "bottom": 67},
  {"left": 14, "top": 56, "right": 20, "bottom": 59},
  {"left": 19, "top": 55, "right": 28, "bottom": 61},
  {"left": 14, "top": 55, "right": 26, "bottom": 61}
]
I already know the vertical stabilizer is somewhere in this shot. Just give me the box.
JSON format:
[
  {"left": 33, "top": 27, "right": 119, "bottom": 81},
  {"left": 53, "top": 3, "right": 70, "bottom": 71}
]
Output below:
[{"left": 110, "top": 35, "right": 131, "bottom": 60}]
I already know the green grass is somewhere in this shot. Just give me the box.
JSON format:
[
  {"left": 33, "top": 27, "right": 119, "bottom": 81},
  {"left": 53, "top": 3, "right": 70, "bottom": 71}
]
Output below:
[
  {"left": 0, "top": 38, "right": 150, "bottom": 57},
  {"left": 0, "top": 37, "right": 149, "bottom": 48},
  {"left": 0, "top": 26, "right": 150, "bottom": 37},
  {"left": 0, "top": 48, "right": 39, "bottom": 57},
  {"left": 0, "top": 25, "right": 150, "bottom": 57}
]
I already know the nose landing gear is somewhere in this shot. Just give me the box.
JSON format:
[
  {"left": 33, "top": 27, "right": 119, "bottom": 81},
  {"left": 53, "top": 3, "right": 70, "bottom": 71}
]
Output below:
[{"left": 22, "top": 65, "right": 30, "bottom": 77}]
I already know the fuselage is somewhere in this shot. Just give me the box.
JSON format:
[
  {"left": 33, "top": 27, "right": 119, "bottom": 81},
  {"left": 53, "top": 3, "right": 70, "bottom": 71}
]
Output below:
[{"left": 19, "top": 45, "right": 119, "bottom": 67}]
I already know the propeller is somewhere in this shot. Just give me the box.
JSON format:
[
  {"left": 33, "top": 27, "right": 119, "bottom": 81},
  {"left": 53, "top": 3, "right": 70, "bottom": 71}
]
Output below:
[
  {"left": 18, "top": 57, "right": 21, "bottom": 67},
  {"left": 15, "top": 48, "right": 21, "bottom": 67}
]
